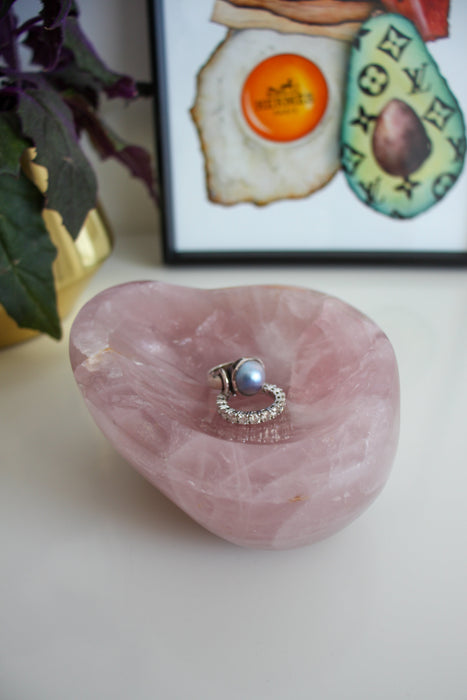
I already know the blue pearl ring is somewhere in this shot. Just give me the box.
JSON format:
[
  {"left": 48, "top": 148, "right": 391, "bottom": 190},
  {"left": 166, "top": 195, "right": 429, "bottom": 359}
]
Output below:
[{"left": 208, "top": 357, "right": 286, "bottom": 424}]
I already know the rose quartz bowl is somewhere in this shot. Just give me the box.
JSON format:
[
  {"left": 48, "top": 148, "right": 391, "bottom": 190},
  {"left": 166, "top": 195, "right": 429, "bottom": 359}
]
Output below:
[{"left": 69, "top": 281, "right": 400, "bottom": 549}]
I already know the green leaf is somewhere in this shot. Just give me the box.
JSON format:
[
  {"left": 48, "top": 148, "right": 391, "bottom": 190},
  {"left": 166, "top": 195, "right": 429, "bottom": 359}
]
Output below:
[
  {"left": 0, "top": 171, "right": 61, "bottom": 339},
  {"left": 17, "top": 84, "right": 97, "bottom": 239},
  {"left": 0, "top": 113, "right": 30, "bottom": 177}
]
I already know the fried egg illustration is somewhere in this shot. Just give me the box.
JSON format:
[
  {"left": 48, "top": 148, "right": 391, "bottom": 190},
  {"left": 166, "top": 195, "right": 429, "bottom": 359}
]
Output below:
[{"left": 191, "top": 29, "right": 349, "bottom": 205}]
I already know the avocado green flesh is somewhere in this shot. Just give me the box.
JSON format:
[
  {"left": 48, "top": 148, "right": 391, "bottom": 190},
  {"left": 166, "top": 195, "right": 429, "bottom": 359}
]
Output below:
[{"left": 340, "top": 13, "right": 466, "bottom": 219}]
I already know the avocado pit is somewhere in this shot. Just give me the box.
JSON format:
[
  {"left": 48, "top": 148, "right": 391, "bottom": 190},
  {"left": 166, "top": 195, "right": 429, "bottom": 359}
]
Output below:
[{"left": 372, "top": 98, "right": 432, "bottom": 177}]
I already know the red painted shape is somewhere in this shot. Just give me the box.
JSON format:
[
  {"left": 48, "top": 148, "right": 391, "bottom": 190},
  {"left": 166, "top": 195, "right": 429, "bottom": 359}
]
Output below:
[{"left": 380, "top": 0, "right": 450, "bottom": 41}]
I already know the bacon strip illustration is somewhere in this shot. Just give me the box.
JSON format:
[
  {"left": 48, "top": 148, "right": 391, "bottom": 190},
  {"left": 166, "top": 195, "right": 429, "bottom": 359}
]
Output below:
[{"left": 223, "top": 0, "right": 378, "bottom": 26}]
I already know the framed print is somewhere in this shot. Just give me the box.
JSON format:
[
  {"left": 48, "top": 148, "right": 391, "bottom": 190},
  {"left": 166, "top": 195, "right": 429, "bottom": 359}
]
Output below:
[{"left": 148, "top": 0, "right": 467, "bottom": 264}]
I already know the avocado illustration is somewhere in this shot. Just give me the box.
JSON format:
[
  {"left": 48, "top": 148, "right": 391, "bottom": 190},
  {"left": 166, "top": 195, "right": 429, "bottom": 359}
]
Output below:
[{"left": 340, "top": 13, "right": 466, "bottom": 219}]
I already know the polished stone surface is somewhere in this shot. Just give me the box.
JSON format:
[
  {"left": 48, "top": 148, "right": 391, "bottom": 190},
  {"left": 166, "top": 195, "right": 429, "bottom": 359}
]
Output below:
[{"left": 69, "top": 281, "right": 400, "bottom": 549}]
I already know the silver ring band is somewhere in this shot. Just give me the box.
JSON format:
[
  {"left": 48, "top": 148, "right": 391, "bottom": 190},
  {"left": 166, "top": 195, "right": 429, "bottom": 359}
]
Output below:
[
  {"left": 208, "top": 357, "right": 286, "bottom": 424},
  {"left": 216, "top": 383, "right": 286, "bottom": 424}
]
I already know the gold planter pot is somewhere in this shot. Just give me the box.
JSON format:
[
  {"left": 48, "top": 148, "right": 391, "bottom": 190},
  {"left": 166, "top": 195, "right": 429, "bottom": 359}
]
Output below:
[{"left": 0, "top": 154, "right": 112, "bottom": 348}]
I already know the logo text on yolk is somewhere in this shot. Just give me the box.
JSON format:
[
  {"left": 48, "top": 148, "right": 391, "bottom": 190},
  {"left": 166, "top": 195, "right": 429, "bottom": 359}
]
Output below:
[{"left": 241, "top": 54, "right": 328, "bottom": 142}]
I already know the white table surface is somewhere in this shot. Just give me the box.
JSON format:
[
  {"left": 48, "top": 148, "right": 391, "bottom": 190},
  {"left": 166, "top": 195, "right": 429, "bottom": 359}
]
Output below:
[{"left": 1, "top": 231, "right": 467, "bottom": 700}]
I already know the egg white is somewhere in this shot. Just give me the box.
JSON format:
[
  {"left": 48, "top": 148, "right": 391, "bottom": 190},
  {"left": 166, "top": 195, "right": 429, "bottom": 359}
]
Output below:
[{"left": 191, "top": 29, "right": 349, "bottom": 205}]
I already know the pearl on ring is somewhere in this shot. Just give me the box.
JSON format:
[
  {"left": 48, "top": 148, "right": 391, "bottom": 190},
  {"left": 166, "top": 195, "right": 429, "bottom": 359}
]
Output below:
[
  {"left": 235, "top": 359, "right": 265, "bottom": 396},
  {"left": 208, "top": 357, "right": 286, "bottom": 424}
]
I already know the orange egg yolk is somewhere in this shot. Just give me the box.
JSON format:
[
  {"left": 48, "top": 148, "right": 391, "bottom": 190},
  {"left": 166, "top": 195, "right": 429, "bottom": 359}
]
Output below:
[{"left": 241, "top": 54, "right": 328, "bottom": 142}]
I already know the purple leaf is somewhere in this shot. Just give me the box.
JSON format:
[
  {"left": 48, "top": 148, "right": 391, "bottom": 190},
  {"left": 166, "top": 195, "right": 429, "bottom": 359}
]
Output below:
[
  {"left": 66, "top": 93, "right": 158, "bottom": 201},
  {"left": 47, "top": 61, "right": 100, "bottom": 108},
  {"left": 62, "top": 16, "right": 138, "bottom": 98},
  {"left": 40, "top": 0, "right": 74, "bottom": 30},
  {"left": 17, "top": 82, "right": 97, "bottom": 238},
  {"left": 0, "top": 1, "right": 16, "bottom": 21},
  {"left": 0, "top": 10, "right": 19, "bottom": 70},
  {"left": 23, "top": 23, "right": 63, "bottom": 71},
  {"left": 105, "top": 75, "right": 138, "bottom": 100},
  {"left": 109, "top": 142, "right": 157, "bottom": 201}
]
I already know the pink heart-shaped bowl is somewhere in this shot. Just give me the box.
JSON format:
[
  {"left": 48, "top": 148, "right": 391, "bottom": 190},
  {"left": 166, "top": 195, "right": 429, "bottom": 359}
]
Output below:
[{"left": 70, "top": 281, "right": 399, "bottom": 549}]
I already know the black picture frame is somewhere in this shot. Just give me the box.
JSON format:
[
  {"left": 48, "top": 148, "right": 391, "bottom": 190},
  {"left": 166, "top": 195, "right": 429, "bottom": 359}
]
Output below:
[{"left": 148, "top": 0, "right": 467, "bottom": 266}]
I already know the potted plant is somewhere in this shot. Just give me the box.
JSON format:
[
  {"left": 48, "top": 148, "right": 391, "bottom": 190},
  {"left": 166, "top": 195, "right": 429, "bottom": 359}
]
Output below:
[{"left": 0, "top": 0, "right": 156, "bottom": 344}]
